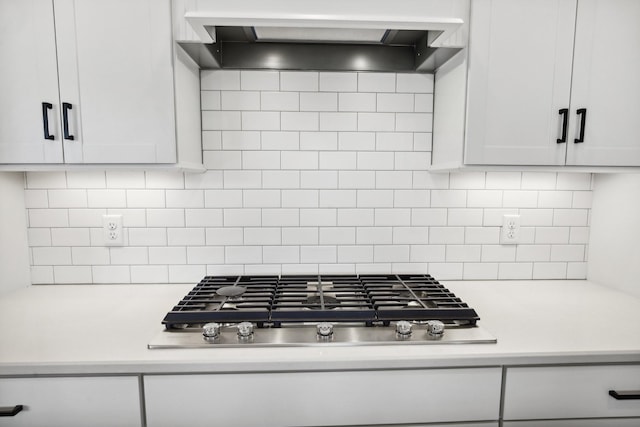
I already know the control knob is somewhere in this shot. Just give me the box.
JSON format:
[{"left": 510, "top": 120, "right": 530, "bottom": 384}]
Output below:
[
  {"left": 426, "top": 320, "right": 445, "bottom": 339},
  {"left": 202, "top": 322, "right": 221, "bottom": 342},
  {"left": 316, "top": 322, "right": 334, "bottom": 340},
  {"left": 395, "top": 320, "right": 412, "bottom": 339},
  {"left": 237, "top": 322, "right": 254, "bottom": 340}
]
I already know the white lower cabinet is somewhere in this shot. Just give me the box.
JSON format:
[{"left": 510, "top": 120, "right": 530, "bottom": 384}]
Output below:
[
  {"left": 0, "top": 376, "right": 141, "bottom": 427},
  {"left": 503, "top": 365, "right": 640, "bottom": 420},
  {"left": 144, "top": 368, "right": 502, "bottom": 427},
  {"left": 504, "top": 420, "right": 640, "bottom": 427}
]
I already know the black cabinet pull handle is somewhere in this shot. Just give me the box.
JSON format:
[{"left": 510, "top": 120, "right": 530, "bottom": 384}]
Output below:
[
  {"left": 609, "top": 390, "right": 640, "bottom": 400},
  {"left": 557, "top": 108, "right": 568, "bottom": 143},
  {"left": 41, "top": 102, "right": 54, "bottom": 140},
  {"left": 62, "top": 102, "right": 74, "bottom": 140},
  {"left": 0, "top": 405, "right": 23, "bottom": 417},
  {"left": 574, "top": 108, "right": 587, "bottom": 143}
]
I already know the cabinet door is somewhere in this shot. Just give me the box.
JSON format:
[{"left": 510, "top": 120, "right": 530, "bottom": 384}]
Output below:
[
  {"left": 54, "top": 0, "right": 176, "bottom": 164},
  {"left": 0, "top": 376, "right": 141, "bottom": 427},
  {"left": 145, "top": 368, "right": 502, "bottom": 427},
  {"left": 0, "top": 0, "right": 63, "bottom": 163},
  {"left": 566, "top": 0, "right": 640, "bottom": 166},
  {"left": 465, "top": 0, "right": 576, "bottom": 165}
]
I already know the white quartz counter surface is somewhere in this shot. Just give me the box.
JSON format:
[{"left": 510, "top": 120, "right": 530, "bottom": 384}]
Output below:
[{"left": 1, "top": 280, "right": 639, "bottom": 375}]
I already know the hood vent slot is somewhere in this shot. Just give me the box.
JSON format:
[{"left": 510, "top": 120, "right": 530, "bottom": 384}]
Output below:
[{"left": 178, "top": 26, "right": 461, "bottom": 73}]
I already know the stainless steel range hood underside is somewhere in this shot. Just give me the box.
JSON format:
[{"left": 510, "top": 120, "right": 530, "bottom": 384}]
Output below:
[{"left": 179, "top": 26, "right": 461, "bottom": 73}]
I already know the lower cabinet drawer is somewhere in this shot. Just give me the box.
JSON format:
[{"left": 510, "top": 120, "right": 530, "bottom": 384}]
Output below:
[
  {"left": 504, "top": 419, "right": 640, "bottom": 427},
  {"left": 504, "top": 364, "right": 640, "bottom": 420},
  {"left": 144, "top": 367, "right": 502, "bottom": 427},
  {"left": 0, "top": 376, "right": 141, "bottom": 427}
]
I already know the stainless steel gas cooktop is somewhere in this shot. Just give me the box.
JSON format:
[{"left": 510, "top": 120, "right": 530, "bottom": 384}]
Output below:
[{"left": 148, "top": 274, "right": 496, "bottom": 348}]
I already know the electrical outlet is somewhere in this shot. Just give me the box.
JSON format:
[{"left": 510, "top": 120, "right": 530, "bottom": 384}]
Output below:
[
  {"left": 500, "top": 214, "right": 521, "bottom": 245},
  {"left": 103, "top": 214, "right": 123, "bottom": 246}
]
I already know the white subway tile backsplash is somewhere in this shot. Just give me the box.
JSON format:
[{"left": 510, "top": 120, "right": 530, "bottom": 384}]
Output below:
[
  {"left": 319, "top": 72, "right": 357, "bottom": 92},
  {"left": 358, "top": 113, "right": 395, "bottom": 131},
  {"left": 168, "top": 228, "right": 206, "bottom": 246},
  {"left": 319, "top": 152, "right": 356, "bottom": 170},
  {"left": 281, "top": 71, "right": 318, "bottom": 91},
  {"left": 319, "top": 112, "right": 358, "bottom": 131},
  {"left": 149, "top": 247, "right": 187, "bottom": 265},
  {"left": 26, "top": 172, "right": 66, "bottom": 189},
  {"left": 26, "top": 70, "right": 592, "bottom": 284},
  {"left": 301, "top": 246, "right": 336, "bottom": 263},
  {"left": 53, "top": 266, "right": 91, "bottom": 284},
  {"left": 24, "top": 190, "right": 48, "bottom": 208},
  {"left": 91, "top": 265, "right": 131, "bottom": 283},
  {"left": 282, "top": 112, "right": 319, "bottom": 131},
  {"left": 301, "top": 171, "right": 338, "bottom": 188},
  {"left": 32, "top": 247, "right": 71, "bottom": 265},
  {"left": 201, "top": 70, "right": 240, "bottom": 90},
  {"left": 202, "top": 111, "right": 242, "bottom": 130},
  {"left": 201, "top": 91, "right": 221, "bottom": 110},
  {"left": 244, "top": 228, "right": 281, "bottom": 245},
  {"left": 222, "top": 131, "right": 261, "bottom": 150},
  {"left": 358, "top": 73, "right": 395, "bottom": 93},
  {"left": 29, "top": 209, "right": 68, "bottom": 228},
  {"left": 263, "top": 246, "right": 299, "bottom": 264},
  {"left": 377, "top": 94, "right": 413, "bottom": 112},
  {"left": 240, "top": 70, "right": 279, "bottom": 91},
  {"left": 300, "top": 93, "right": 338, "bottom": 112},
  {"left": 187, "top": 247, "right": 225, "bottom": 265},
  {"left": 166, "top": 190, "right": 204, "bottom": 208},
  {"left": 282, "top": 227, "right": 319, "bottom": 245},
  {"left": 243, "top": 151, "right": 281, "bottom": 170},
  {"left": 339, "top": 93, "right": 376, "bottom": 112},
  {"left": 147, "top": 209, "right": 184, "bottom": 227},
  {"left": 282, "top": 151, "right": 318, "bottom": 170},
  {"left": 128, "top": 228, "right": 167, "bottom": 246},
  {"left": 241, "top": 112, "right": 280, "bottom": 131},
  {"left": 319, "top": 227, "right": 356, "bottom": 245},
  {"left": 300, "top": 132, "right": 338, "bottom": 151},
  {"left": 48, "top": 189, "right": 87, "bottom": 208},
  {"left": 221, "top": 91, "right": 260, "bottom": 110},
  {"left": 51, "top": 228, "right": 90, "bottom": 247},
  {"left": 130, "top": 265, "right": 169, "bottom": 283},
  {"left": 261, "top": 132, "right": 300, "bottom": 150},
  {"left": 396, "top": 74, "right": 434, "bottom": 93},
  {"left": 282, "top": 190, "right": 318, "bottom": 208},
  {"left": 206, "top": 227, "right": 243, "bottom": 245},
  {"left": 376, "top": 133, "right": 413, "bottom": 151},
  {"left": 72, "top": 247, "right": 110, "bottom": 265},
  {"left": 224, "top": 209, "right": 261, "bottom": 227}
]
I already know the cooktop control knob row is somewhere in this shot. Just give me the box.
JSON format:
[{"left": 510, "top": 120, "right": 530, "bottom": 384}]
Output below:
[
  {"left": 316, "top": 322, "right": 334, "bottom": 340},
  {"left": 202, "top": 322, "right": 221, "bottom": 341},
  {"left": 426, "top": 320, "right": 445, "bottom": 339},
  {"left": 237, "top": 322, "right": 254, "bottom": 340}
]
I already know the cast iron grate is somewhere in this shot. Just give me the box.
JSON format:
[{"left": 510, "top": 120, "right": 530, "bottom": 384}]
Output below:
[{"left": 162, "top": 274, "right": 479, "bottom": 329}]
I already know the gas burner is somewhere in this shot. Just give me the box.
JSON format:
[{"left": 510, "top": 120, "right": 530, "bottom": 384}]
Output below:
[
  {"left": 303, "top": 295, "right": 340, "bottom": 309},
  {"left": 216, "top": 286, "right": 246, "bottom": 297}
]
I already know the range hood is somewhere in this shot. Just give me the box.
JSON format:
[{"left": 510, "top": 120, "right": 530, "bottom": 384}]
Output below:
[{"left": 177, "top": 10, "right": 465, "bottom": 73}]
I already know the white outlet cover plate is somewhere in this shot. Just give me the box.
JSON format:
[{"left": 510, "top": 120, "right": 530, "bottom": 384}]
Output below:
[
  {"left": 500, "top": 214, "right": 521, "bottom": 245},
  {"left": 102, "top": 214, "right": 123, "bottom": 246}
]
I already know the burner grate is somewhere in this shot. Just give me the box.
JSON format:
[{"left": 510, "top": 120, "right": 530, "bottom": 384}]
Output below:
[{"left": 161, "top": 274, "right": 479, "bottom": 328}]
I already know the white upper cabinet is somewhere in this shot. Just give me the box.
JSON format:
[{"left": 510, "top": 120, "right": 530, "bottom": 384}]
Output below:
[
  {"left": 0, "top": 0, "right": 180, "bottom": 165},
  {"left": 0, "top": 0, "right": 63, "bottom": 163},
  {"left": 567, "top": 0, "right": 640, "bottom": 166},
  {"left": 437, "top": 0, "right": 640, "bottom": 167}
]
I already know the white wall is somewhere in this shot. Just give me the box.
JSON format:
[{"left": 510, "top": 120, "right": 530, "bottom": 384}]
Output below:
[
  {"left": 0, "top": 172, "right": 30, "bottom": 291},
  {"left": 588, "top": 173, "right": 640, "bottom": 298}
]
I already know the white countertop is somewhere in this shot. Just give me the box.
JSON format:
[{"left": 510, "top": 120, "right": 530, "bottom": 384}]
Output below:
[{"left": 1, "top": 280, "right": 639, "bottom": 376}]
